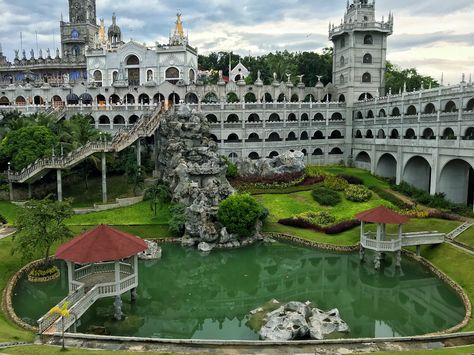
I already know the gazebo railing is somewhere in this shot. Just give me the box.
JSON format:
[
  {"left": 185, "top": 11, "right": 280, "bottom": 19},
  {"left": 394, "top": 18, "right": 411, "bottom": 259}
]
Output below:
[{"left": 361, "top": 234, "right": 402, "bottom": 252}]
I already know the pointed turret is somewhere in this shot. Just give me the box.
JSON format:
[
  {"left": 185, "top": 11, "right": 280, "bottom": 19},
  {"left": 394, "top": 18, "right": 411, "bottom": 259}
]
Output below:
[{"left": 170, "top": 13, "right": 188, "bottom": 46}]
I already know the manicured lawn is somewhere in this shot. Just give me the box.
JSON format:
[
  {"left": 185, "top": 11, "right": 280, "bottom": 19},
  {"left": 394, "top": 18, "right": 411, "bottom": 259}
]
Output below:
[
  {"left": 0, "top": 201, "right": 20, "bottom": 225},
  {"left": 67, "top": 201, "right": 171, "bottom": 226},
  {"left": 456, "top": 227, "right": 474, "bottom": 248},
  {"left": 2, "top": 345, "right": 194, "bottom": 354},
  {"left": 322, "top": 166, "right": 390, "bottom": 189},
  {"left": 421, "top": 243, "right": 474, "bottom": 331},
  {"left": 360, "top": 345, "right": 474, "bottom": 355},
  {"left": 255, "top": 189, "right": 391, "bottom": 223},
  {"left": 68, "top": 224, "right": 173, "bottom": 239},
  {"left": 63, "top": 174, "right": 136, "bottom": 208}
]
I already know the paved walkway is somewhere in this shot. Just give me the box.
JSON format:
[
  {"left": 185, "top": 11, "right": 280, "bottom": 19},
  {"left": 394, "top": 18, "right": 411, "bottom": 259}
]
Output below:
[{"left": 0, "top": 227, "right": 16, "bottom": 240}]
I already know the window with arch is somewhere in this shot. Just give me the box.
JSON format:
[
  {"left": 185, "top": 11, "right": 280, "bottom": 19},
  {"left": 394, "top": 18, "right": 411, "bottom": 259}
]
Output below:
[
  {"left": 405, "top": 128, "right": 416, "bottom": 139},
  {"left": 165, "top": 67, "right": 180, "bottom": 84},
  {"left": 248, "top": 152, "right": 260, "bottom": 160},
  {"left": 147, "top": 70, "right": 153, "bottom": 82},
  {"left": 364, "top": 35, "right": 373, "bottom": 45},
  {"left": 340, "top": 74, "right": 345, "bottom": 85},
  {"left": 390, "top": 129, "right": 400, "bottom": 139},
  {"left": 340, "top": 37, "right": 346, "bottom": 48},
  {"left": 300, "top": 131, "right": 309, "bottom": 140},
  {"left": 313, "top": 148, "right": 323, "bottom": 156},
  {"left": 466, "top": 98, "right": 474, "bottom": 112},
  {"left": 378, "top": 109, "right": 386, "bottom": 117},
  {"left": 362, "top": 72, "right": 371, "bottom": 83},
  {"left": 424, "top": 103, "right": 436, "bottom": 114},
  {"left": 363, "top": 53, "right": 372, "bottom": 64},
  {"left": 340, "top": 56, "right": 345, "bottom": 67},
  {"left": 189, "top": 69, "right": 196, "bottom": 82},
  {"left": 377, "top": 129, "right": 386, "bottom": 139},
  {"left": 126, "top": 55, "right": 140, "bottom": 65},
  {"left": 442, "top": 127, "right": 456, "bottom": 140},
  {"left": 286, "top": 132, "right": 297, "bottom": 141},
  {"left": 422, "top": 128, "right": 435, "bottom": 140},
  {"left": 406, "top": 105, "right": 417, "bottom": 116},
  {"left": 367, "top": 110, "right": 374, "bottom": 118},
  {"left": 267, "top": 132, "right": 282, "bottom": 141},
  {"left": 355, "top": 130, "right": 362, "bottom": 138},
  {"left": 391, "top": 107, "right": 401, "bottom": 116},
  {"left": 93, "top": 70, "right": 102, "bottom": 82},
  {"left": 464, "top": 127, "right": 474, "bottom": 140},
  {"left": 366, "top": 130, "right": 374, "bottom": 138},
  {"left": 444, "top": 100, "right": 458, "bottom": 113},
  {"left": 247, "top": 133, "right": 261, "bottom": 142},
  {"left": 112, "top": 71, "right": 118, "bottom": 83}
]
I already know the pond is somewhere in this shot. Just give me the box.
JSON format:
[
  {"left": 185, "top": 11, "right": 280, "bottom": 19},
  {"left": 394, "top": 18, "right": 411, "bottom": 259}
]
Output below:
[{"left": 12, "top": 242, "right": 465, "bottom": 340}]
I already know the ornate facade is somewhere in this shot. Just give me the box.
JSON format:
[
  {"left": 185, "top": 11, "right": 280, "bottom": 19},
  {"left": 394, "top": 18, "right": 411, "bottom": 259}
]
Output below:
[{"left": 1, "top": 0, "right": 474, "bottom": 207}]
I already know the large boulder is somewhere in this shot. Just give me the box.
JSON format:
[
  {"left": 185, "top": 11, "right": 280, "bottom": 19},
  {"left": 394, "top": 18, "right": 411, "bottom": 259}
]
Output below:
[{"left": 237, "top": 150, "right": 305, "bottom": 178}]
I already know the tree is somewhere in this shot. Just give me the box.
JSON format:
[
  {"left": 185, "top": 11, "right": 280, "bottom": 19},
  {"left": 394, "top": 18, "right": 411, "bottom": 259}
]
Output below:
[
  {"left": 217, "top": 194, "right": 266, "bottom": 238},
  {"left": 124, "top": 149, "right": 144, "bottom": 195},
  {"left": 144, "top": 182, "right": 171, "bottom": 216},
  {"left": 13, "top": 197, "right": 73, "bottom": 266},
  {"left": 385, "top": 62, "right": 439, "bottom": 94},
  {"left": 168, "top": 203, "right": 186, "bottom": 236},
  {"left": 0, "top": 125, "right": 58, "bottom": 170}
]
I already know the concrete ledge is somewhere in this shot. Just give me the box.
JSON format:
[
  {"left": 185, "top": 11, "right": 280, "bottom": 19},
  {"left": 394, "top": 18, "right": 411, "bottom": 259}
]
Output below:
[{"left": 73, "top": 195, "right": 143, "bottom": 215}]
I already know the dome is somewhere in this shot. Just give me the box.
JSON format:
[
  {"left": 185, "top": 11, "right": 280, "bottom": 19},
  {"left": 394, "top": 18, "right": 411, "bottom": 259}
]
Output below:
[{"left": 108, "top": 14, "right": 121, "bottom": 37}]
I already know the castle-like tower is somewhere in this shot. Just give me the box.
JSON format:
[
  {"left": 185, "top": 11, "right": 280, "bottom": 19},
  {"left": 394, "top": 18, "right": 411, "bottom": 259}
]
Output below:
[
  {"left": 329, "top": 0, "right": 393, "bottom": 105},
  {"left": 60, "top": 0, "right": 99, "bottom": 58}
]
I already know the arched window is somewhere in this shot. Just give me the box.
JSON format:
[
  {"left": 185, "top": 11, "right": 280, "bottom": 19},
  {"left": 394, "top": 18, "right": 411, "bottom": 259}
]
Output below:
[
  {"left": 406, "top": 105, "right": 417, "bottom": 116},
  {"left": 247, "top": 133, "right": 261, "bottom": 142},
  {"left": 147, "top": 70, "right": 153, "bottom": 82},
  {"left": 300, "top": 131, "right": 309, "bottom": 140},
  {"left": 206, "top": 114, "right": 218, "bottom": 123},
  {"left": 442, "top": 128, "right": 456, "bottom": 140},
  {"left": 366, "top": 130, "right": 374, "bottom": 138},
  {"left": 314, "top": 113, "right": 324, "bottom": 121},
  {"left": 226, "top": 114, "right": 239, "bottom": 123},
  {"left": 363, "top": 53, "right": 372, "bottom": 64},
  {"left": 112, "top": 71, "right": 118, "bottom": 83},
  {"left": 444, "top": 100, "right": 458, "bottom": 113},
  {"left": 378, "top": 109, "right": 386, "bottom": 117},
  {"left": 165, "top": 67, "right": 180, "bottom": 84},
  {"left": 340, "top": 74, "right": 345, "bottom": 85},
  {"left": 267, "top": 132, "right": 282, "bottom": 141},
  {"left": 331, "top": 112, "right": 343, "bottom": 121},
  {"left": 364, "top": 35, "right": 373, "bottom": 45},
  {"left": 464, "top": 127, "right": 474, "bottom": 140},
  {"left": 338, "top": 94, "right": 346, "bottom": 103},
  {"left": 301, "top": 113, "right": 309, "bottom": 121},
  {"left": 244, "top": 92, "right": 257, "bottom": 103},
  {"left": 377, "top": 129, "right": 386, "bottom": 139},
  {"left": 313, "top": 148, "right": 323, "bottom": 156},
  {"left": 287, "top": 132, "right": 297, "bottom": 141},
  {"left": 422, "top": 128, "right": 435, "bottom": 140},
  {"left": 269, "top": 113, "right": 281, "bottom": 122},
  {"left": 390, "top": 129, "right": 400, "bottom": 139},
  {"left": 269, "top": 151, "right": 279, "bottom": 158},
  {"left": 312, "top": 131, "right": 324, "bottom": 140},
  {"left": 248, "top": 113, "right": 260, "bottom": 122},
  {"left": 367, "top": 110, "right": 374, "bottom": 118},
  {"left": 288, "top": 113, "right": 297, "bottom": 121},
  {"left": 405, "top": 128, "right": 416, "bottom": 139},
  {"left": 329, "top": 130, "right": 343, "bottom": 139},
  {"left": 466, "top": 98, "right": 474, "bottom": 112},
  {"left": 93, "top": 70, "right": 102, "bottom": 81},
  {"left": 340, "top": 37, "right": 346, "bottom": 48},
  {"left": 189, "top": 69, "right": 195, "bottom": 82},
  {"left": 425, "top": 103, "right": 436, "bottom": 114},
  {"left": 355, "top": 130, "right": 363, "bottom": 138},
  {"left": 202, "top": 92, "right": 218, "bottom": 103},
  {"left": 329, "top": 147, "right": 343, "bottom": 155},
  {"left": 249, "top": 152, "right": 260, "bottom": 160},
  {"left": 391, "top": 107, "right": 401, "bottom": 116},
  {"left": 263, "top": 93, "right": 273, "bottom": 102},
  {"left": 226, "top": 133, "right": 240, "bottom": 142},
  {"left": 356, "top": 111, "right": 363, "bottom": 120},
  {"left": 126, "top": 55, "right": 140, "bottom": 65},
  {"left": 362, "top": 72, "right": 371, "bottom": 83},
  {"left": 340, "top": 56, "right": 345, "bottom": 67}
]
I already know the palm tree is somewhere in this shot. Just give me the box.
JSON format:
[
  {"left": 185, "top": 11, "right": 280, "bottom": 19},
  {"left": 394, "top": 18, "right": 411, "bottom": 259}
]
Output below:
[{"left": 145, "top": 182, "right": 171, "bottom": 216}]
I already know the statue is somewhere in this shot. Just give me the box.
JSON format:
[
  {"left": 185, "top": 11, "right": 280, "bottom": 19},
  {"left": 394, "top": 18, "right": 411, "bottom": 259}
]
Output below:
[
  {"left": 30, "top": 49, "right": 35, "bottom": 59},
  {"left": 63, "top": 73, "right": 69, "bottom": 84},
  {"left": 316, "top": 75, "right": 323, "bottom": 82},
  {"left": 286, "top": 73, "right": 291, "bottom": 82},
  {"left": 273, "top": 72, "right": 277, "bottom": 81},
  {"left": 22, "top": 50, "right": 26, "bottom": 59},
  {"left": 39, "top": 49, "right": 43, "bottom": 59},
  {"left": 298, "top": 74, "right": 304, "bottom": 83},
  {"left": 46, "top": 48, "right": 51, "bottom": 58},
  {"left": 218, "top": 70, "right": 223, "bottom": 80},
  {"left": 257, "top": 70, "right": 261, "bottom": 81},
  {"left": 14, "top": 50, "right": 19, "bottom": 60},
  {"left": 56, "top": 48, "right": 60, "bottom": 58}
]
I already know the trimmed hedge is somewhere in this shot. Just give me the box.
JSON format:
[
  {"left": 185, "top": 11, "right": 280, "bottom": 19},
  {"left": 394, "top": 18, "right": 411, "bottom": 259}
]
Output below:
[
  {"left": 278, "top": 217, "right": 359, "bottom": 235},
  {"left": 371, "top": 186, "right": 413, "bottom": 210},
  {"left": 323, "top": 176, "right": 349, "bottom": 191},
  {"left": 297, "top": 211, "right": 336, "bottom": 226},
  {"left": 344, "top": 185, "right": 372, "bottom": 202},
  {"left": 311, "top": 186, "right": 342, "bottom": 206},
  {"left": 338, "top": 174, "right": 363, "bottom": 185}
]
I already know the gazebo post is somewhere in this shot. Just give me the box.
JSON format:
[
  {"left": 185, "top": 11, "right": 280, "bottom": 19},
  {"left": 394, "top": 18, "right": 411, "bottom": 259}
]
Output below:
[
  {"left": 114, "top": 260, "right": 123, "bottom": 320},
  {"left": 131, "top": 255, "right": 138, "bottom": 303},
  {"left": 66, "top": 261, "right": 74, "bottom": 293},
  {"left": 395, "top": 224, "right": 403, "bottom": 267}
]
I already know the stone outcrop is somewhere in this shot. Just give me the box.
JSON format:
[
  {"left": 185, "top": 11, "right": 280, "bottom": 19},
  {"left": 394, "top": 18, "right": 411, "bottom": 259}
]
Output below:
[
  {"left": 248, "top": 301, "right": 349, "bottom": 341},
  {"left": 155, "top": 106, "right": 235, "bottom": 247},
  {"left": 138, "top": 240, "right": 162, "bottom": 260},
  {"left": 237, "top": 150, "right": 305, "bottom": 178}
]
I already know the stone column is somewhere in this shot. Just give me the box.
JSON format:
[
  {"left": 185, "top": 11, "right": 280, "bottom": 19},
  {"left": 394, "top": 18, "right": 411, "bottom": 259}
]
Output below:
[
  {"left": 101, "top": 152, "right": 107, "bottom": 204},
  {"left": 8, "top": 181, "right": 13, "bottom": 202},
  {"left": 57, "top": 169, "right": 63, "bottom": 202},
  {"left": 153, "top": 133, "right": 159, "bottom": 177},
  {"left": 136, "top": 140, "right": 142, "bottom": 169}
]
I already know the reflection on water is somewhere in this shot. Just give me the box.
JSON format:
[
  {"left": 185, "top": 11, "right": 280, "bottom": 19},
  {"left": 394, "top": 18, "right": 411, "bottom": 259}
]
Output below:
[{"left": 13, "top": 242, "right": 465, "bottom": 340}]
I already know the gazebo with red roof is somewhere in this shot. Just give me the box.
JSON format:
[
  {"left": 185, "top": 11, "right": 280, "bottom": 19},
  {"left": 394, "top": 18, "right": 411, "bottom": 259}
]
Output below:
[
  {"left": 38, "top": 225, "right": 148, "bottom": 333},
  {"left": 355, "top": 206, "right": 410, "bottom": 269}
]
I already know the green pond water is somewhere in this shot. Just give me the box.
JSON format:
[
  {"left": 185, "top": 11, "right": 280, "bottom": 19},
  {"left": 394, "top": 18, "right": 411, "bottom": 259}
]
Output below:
[{"left": 13, "top": 242, "right": 465, "bottom": 340}]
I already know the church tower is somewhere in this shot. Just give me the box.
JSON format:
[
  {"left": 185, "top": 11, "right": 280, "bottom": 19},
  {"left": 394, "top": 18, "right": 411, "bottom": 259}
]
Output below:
[
  {"left": 60, "top": 0, "right": 99, "bottom": 60},
  {"left": 329, "top": 0, "right": 393, "bottom": 104}
]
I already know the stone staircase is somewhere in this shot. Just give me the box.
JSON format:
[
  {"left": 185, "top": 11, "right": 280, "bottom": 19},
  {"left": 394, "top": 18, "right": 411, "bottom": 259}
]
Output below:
[
  {"left": 446, "top": 222, "right": 473, "bottom": 240},
  {"left": 8, "top": 106, "right": 165, "bottom": 184}
]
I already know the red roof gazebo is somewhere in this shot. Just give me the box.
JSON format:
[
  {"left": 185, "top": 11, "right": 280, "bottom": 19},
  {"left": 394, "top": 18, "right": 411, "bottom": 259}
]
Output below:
[
  {"left": 356, "top": 206, "right": 410, "bottom": 269},
  {"left": 39, "top": 225, "right": 148, "bottom": 333}
]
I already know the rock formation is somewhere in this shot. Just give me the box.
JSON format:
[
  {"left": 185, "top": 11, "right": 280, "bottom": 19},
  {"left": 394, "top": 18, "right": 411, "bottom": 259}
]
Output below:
[
  {"left": 156, "top": 106, "right": 240, "bottom": 248},
  {"left": 237, "top": 151, "right": 305, "bottom": 178},
  {"left": 138, "top": 240, "right": 162, "bottom": 260},
  {"left": 248, "top": 300, "right": 349, "bottom": 341}
]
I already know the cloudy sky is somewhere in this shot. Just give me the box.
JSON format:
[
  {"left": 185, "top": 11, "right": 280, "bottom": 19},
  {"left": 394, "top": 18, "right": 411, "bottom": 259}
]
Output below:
[{"left": 0, "top": 0, "right": 473, "bottom": 84}]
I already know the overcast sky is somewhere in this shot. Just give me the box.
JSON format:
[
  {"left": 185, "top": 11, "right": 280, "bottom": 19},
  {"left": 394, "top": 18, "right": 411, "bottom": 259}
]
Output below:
[{"left": 0, "top": 0, "right": 473, "bottom": 84}]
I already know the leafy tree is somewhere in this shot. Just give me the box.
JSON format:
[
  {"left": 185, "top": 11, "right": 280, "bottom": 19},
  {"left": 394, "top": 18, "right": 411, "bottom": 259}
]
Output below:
[
  {"left": 144, "top": 182, "right": 171, "bottom": 216},
  {"left": 124, "top": 149, "right": 144, "bottom": 194},
  {"left": 385, "top": 62, "right": 439, "bottom": 94},
  {"left": 0, "top": 125, "right": 58, "bottom": 170},
  {"left": 168, "top": 203, "right": 186, "bottom": 236},
  {"left": 13, "top": 197, "right": 73, "bottom": 266},
  {"left": 217, "top": 194, "right": 266, "bottom": 238}
]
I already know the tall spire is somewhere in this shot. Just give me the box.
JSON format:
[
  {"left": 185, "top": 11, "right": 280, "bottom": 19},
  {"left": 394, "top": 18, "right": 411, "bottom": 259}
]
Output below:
[{"left": 175, "top": 13, "right": 185, "bottom": 38}]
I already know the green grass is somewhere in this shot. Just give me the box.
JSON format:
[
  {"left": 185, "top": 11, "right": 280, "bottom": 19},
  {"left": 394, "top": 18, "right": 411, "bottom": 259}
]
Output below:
[
  {"left": 68, "top": 224, "right": 173, "bottom": 239},
  {"left": 2, "top": 345, "right": 194, "bottom": 354},
  {"left": 322, "top": 166, "right": 390, "bottom": 189},
  {"left": 67, "top": 201, "right": 171, "bottom": 226},
  {"left": 421, "top": 243, "right": 474, "bottom": 331},
  {"left": 0, "top": 201, "right": 20, "bottom": 225},
  {"left": 63, "top": 175, "right": 136, "bottom": 208},
  {"left": 255, "top": 189, "right": 391, "bottom": 223},
  {"left": 456, "top": 227, "right": 474, "bottom": 249}
]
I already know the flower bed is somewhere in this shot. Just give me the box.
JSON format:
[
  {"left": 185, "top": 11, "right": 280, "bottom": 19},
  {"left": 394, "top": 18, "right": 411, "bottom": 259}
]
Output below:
[
  {"left": 27, "top": 265, "right": 60, "bottom": 283},
  {"left": 344, "top": 185, "right": 372, "bottom": 202},
  {"left": 278, "top": 217, "right": 359, "bottom": 235}
]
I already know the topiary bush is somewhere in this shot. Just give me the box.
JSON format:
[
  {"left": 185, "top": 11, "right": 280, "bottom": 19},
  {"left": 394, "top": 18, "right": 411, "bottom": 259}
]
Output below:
[
  {"left": 168, "top": 203, "right": 186, "bottom": 237},
  {"left": 344, "top": 184, "right": 372, "bottom": 202},
  {"left": 297, "top": 211, "right": 336, "bottom": 226},
  {"left": 218, "top": 194, "right": 266, "bottom": 238},
  {"left": 311, "top": 186, "right": 342, "bottom": 206},
  {"left": 323, "top": 176, "right": 349, "bottom": 191}
]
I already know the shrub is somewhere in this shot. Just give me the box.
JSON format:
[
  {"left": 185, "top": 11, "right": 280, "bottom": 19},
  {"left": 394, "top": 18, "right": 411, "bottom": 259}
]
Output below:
[
  {"left": 28, "top": 265, "right": 59, "bottom": 278},
  {"left": 323, "top": 176, "right": 349, "bottom": 191},
  {"left": 0, "top": 214, "right": 6, "bottom": 225},
  {"left": 278, "top": 217, "right": 324, "bottom": 232},
  {"left": 226, "top": 161, "right": 238, "bottom": 179},
  {"left": 325, "top": 220, "right": 360, "bottom": 234},
  {"left": 337, "top": 174, "right": 363, "bottom": 185},
  {"left": 168, "top": 203, "right": 186, "bottom": 237},
  {"left": 297, "top": 211, "right": 336, "bottom": 226},
  {"left": 305, "top": 165, "right": 328, "bottom": 178},
  {"left": 232, "top": 172, "right": 304, "bottom": 190},
  {"left": 344, "top": 185, "right": 372, "bottom": 202},
  {"left": 298, "top": 176, "right": 325, "bottom": 186},
  {"left": 399, "top": 208, "right": 430, "bottom": 218},
  {"left": 371, "top": 186, "right": 413, "bottom": 209},
  {"left": 311, "top": 186, "right": 342, "bottom": 206},
  {"left": 218, "top": 194, "right": 265, "bottom": 238}
]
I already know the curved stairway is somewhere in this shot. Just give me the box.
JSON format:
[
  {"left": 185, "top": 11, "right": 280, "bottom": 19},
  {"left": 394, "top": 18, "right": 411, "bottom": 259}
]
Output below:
[{"left": 8, "top": 106, "right": 165, "bottom": 184}]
